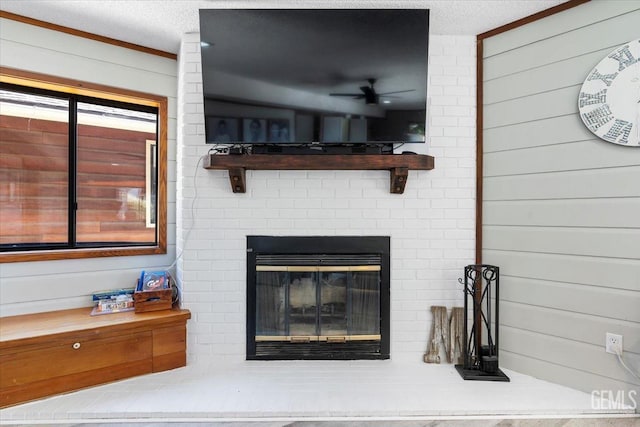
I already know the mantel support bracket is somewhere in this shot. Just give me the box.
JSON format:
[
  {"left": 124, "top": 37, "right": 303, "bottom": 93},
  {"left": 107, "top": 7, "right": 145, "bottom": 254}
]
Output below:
[
  {"left": 390, "top": 167, "right": 409, "bottom": 194},
  {"left": 228, "top": 168, "right": 246, "bottom": 193}
]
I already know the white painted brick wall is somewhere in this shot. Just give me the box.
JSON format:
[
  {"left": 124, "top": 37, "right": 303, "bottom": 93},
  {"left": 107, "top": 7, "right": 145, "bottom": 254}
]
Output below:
[{"left": 177, "top": 33, "right": 476, "bottom": 363}]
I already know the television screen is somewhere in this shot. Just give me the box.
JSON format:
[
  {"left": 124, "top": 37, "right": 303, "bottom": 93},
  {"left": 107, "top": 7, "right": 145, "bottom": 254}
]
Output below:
[{"left": 199, "top": 9, "right": 429, "bottom": 146}]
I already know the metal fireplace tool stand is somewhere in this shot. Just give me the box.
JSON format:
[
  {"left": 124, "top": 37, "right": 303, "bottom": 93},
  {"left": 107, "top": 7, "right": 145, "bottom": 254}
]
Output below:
[{"left": 455, "top": 264, "right": 510, "bottom": 381}]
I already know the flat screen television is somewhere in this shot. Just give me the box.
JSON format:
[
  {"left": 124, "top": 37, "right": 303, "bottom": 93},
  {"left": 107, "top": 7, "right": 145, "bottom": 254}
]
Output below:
[{"left": 199, "top": 9, "right": 429, "bottom": 150}]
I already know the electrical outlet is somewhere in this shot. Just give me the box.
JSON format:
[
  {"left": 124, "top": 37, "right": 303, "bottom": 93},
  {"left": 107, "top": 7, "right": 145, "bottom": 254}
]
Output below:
[{"left": 606, "top": 333, "right": 623, "bottom": 354}]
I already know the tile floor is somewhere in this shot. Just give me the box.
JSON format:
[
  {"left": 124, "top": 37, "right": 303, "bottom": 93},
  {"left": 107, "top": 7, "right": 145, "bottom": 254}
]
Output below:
[
  {"left": 1, "top": 360, "right": 637, "bottom": 424},
  {"left": 38, "top": 420, "right": 640, "bottom": 427}
]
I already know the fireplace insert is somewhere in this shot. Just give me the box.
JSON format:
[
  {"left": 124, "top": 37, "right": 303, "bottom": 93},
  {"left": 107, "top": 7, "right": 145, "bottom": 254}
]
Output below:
[{"left": 247, "top": 236, "right": 390, "bottom": 360}]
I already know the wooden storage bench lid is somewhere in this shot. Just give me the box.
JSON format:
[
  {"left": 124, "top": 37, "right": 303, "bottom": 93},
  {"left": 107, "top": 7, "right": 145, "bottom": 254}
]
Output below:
[{"left": 0, "top": 307, "right": 191, "bottom": 350}]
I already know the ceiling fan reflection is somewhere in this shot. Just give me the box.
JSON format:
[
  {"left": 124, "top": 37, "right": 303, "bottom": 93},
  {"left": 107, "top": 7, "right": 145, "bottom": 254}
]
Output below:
[{"left": 329, "top": 78, "right": 415, "bottom": 105}]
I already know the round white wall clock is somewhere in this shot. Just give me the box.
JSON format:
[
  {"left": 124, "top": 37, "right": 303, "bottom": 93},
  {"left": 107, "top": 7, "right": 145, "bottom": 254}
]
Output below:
[{"left": 578, "top": 38, "right": 640, "bottom": 147}]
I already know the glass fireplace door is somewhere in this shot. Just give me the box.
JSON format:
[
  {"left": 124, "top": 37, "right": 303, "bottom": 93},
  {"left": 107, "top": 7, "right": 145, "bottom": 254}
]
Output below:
[
  {"left": 255, "top": 265, "right": 381, "bottom": 342},
  {"left": 319, "top": 270, "right": 347, "bottom": 337},
  {"left": 289, "top": 270, "right": 318, "bottom": 337},
  {"left": 350, "top": 270, "right": 381, "bottom": 336}
]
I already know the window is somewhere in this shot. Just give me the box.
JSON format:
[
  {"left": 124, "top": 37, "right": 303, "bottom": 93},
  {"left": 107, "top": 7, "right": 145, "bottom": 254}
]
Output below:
[{"left": 0, "top": 70, "right": 167, "bottom": 262}]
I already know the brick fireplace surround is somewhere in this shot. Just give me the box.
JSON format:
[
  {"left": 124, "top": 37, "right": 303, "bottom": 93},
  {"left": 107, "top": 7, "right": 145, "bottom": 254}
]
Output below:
[{"left": 177, "top": 33, "right": 477, "bottom": 364}]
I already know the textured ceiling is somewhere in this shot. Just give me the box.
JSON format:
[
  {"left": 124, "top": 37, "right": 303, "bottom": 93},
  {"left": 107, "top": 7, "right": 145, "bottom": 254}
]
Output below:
[{"left": 0, "top": 0, "right": 567, "bottom": 54}]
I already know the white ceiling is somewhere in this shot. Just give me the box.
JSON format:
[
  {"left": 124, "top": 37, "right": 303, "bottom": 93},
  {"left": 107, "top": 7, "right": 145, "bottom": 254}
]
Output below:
[{"left": 0, "top": 0, "right": 567, "bottom": 54}]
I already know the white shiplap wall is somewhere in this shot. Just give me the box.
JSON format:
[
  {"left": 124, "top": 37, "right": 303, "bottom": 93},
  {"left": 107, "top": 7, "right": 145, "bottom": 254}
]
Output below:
[
  {"left": 482, "top": 0, "right": 640, "bottom": 396},
  {"left": 0, "top": 18, "right": 178, "bottom": 316}
]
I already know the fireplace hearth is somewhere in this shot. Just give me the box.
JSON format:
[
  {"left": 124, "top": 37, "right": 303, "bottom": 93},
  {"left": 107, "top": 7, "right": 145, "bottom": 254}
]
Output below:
[{"left": 247, "top": 236, "right": 390, "bottom": 360}]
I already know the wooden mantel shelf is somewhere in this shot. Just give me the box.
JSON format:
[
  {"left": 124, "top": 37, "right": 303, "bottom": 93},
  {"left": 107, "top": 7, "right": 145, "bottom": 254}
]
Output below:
[{"left": 204, "top": 154, "right": 435, "bottom": 194}]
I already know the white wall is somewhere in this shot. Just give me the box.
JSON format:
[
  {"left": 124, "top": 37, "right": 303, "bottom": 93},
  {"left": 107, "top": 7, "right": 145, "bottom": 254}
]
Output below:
[
  {"left": 0, "top": 18, "right": 178, "bottom": 316},
  {"left": 481, "top": 0, "right": 640, "bottom": 396},
  {"left": 177, "top": 33, "right": 477, "bottom": 363}
]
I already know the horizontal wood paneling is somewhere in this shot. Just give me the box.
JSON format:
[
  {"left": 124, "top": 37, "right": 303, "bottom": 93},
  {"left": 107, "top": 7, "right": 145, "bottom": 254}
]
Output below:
[
  {"left": 483, "top": 167, "right": 640, "bottom": 200},
  {"left": 0, "top": 268, "right": 147, "bottom": 305},
  {"left": 484, "top": 198, "right": 640, "bottom": 228},
  {"left": 501, "top": 326, "right": 640, "bottom": 386},
  {"left": 501, "top": 351, "right": 638, "bottom": 402},
  {"left": 484, "top": 85, "right": 579, "bottom": 129},
  {"left": 0, "top": 18, "right": 175, "bottom": 75},
  {"left": 485, "top": 141, "right": 640, "bottom": 176},
  {"left": 482, "top": 0, "right": 639, "bottom": 57},
  {"left": 0, "top": 11, "right": 176, "bottom": 60},
  {"left": 484, "top": 226, "right": 640, "bottom": 259},
  {"left": 500, "top": 276, "right": 640, "bottom": 323},
  {"left": 484, "top": 8, "right": 640, "bottom": 80},
  {"left": 483, "top": 249, "right": 639, "bottom": 292},
  {"left": 483, "top": 115, "right": 592, "bottom": 152},
  {"left": 501, "top": 300, "right": 640, "bottom": 351},
  {"left": 484, "top": 47, "right": 610, "bottom": 105},
  {"left": 0, "top": 245, "right": 176, "bottom": 278},
  {"left": 0, "top": 40, "right": 176, "bottom": 97}
]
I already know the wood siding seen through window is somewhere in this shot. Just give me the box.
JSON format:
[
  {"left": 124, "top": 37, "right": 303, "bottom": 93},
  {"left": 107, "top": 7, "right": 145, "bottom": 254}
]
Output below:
[
  {"left": 1, "top": 93, "right": 158, "bottom": 247},
  {"left": 1, "top": 112, "right": 69, "bottom": 244},
  {"left": 76, "top": 110, "right": 157, "bottom": 244}
]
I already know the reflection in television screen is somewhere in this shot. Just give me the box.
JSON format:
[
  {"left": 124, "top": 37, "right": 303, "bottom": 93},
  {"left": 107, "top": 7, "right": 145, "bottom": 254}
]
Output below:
[{"left": 199, "top": 9, "right": 429, "bottom": 147}]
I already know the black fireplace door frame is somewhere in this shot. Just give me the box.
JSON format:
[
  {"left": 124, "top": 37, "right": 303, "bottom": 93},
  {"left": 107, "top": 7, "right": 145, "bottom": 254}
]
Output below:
[{"left": 246, "top": 236, "right": 391, "bottom": 360}]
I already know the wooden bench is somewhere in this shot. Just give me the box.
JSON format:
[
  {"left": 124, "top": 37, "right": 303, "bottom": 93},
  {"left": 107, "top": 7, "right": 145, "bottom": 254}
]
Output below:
[{"left": 0, "top": 307, "right": 191, "bottom": 408}]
